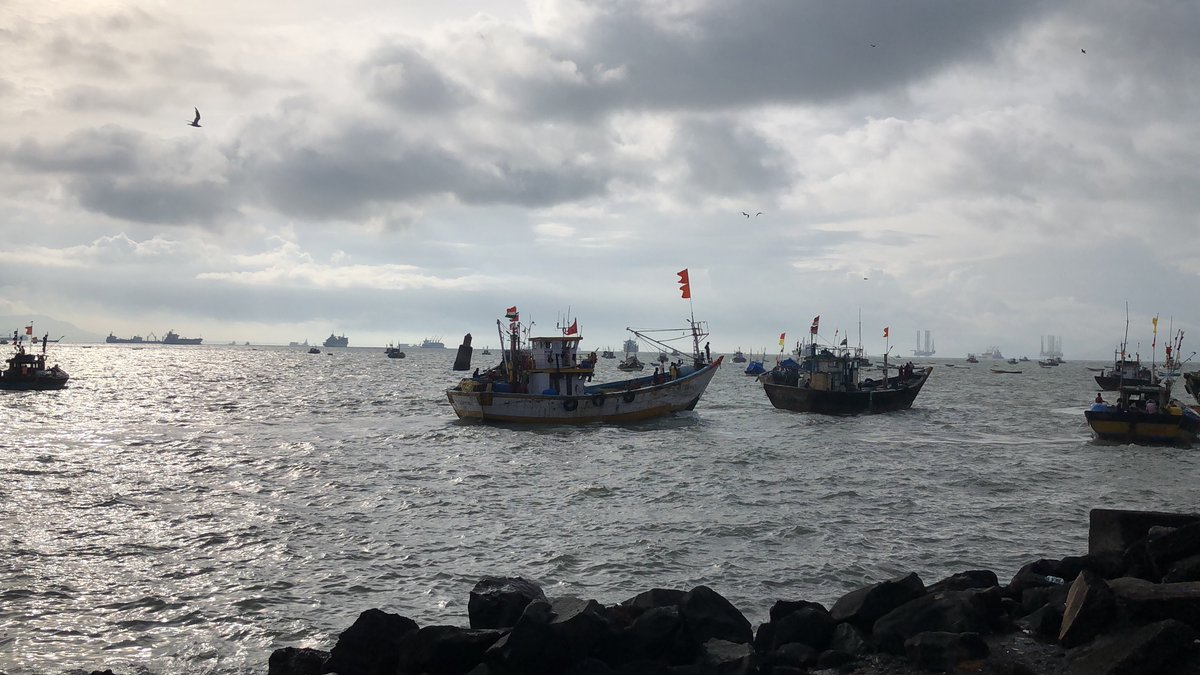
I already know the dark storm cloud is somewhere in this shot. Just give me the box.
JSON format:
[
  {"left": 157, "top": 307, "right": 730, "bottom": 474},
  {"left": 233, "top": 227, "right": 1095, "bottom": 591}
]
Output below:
[
  {"left": 674, "top": 117, "right": 795, "bottom": 195},
  {"left": 71, "top": 176, "right": 239, "bottom": 225},
  {"left": 498, "top": 0, "right": 1046, "bottom": 119},
  {"left": 251, "top": 124, "right": 609, "bottom": 219},
  {"left": 8, "top": 127, "right": 146, "bottom": 175},
  {"left": 361, "top": 44, "right": 474, "bottom": 113},
  {"left": 4, "top": 126, "right": 241, "bottom": 225}
]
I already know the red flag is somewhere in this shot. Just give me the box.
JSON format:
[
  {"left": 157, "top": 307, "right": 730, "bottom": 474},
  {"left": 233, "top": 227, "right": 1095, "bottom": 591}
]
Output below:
[
  {"left": 505, "top": 306, "right": 519, "bottom": 321},
  {"left": 809, "top": 316, "right": 819, "bottom": 335},
  {"left": 25, "top": 325, "right": 33, "bottom": 336},
  {"left": 778, "top": 332, "right": 786, "bottom": 347},
  {"left": 883, "top": 326, "right": 889, "bottom": 338},
  {"left": 565, "top": 319, "right": 578, "bottom": 335},
  {"left": 677, "top": 269, "right": 691, "bottom": 299}
]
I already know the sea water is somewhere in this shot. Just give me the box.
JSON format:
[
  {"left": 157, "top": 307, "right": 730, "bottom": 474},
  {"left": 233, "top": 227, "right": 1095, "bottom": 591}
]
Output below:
[{"left": 1, "top": 346, "right": 1196, "bottom": 674}]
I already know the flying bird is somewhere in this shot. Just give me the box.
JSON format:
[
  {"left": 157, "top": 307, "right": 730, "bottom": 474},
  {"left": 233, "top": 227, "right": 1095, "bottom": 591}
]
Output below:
[
  {"left": 741, "top": 211, "right": 750, "bottom": 218},
  {"left": 1081, "top": 49, "right": 1086, "bottom": 54},
  {"left": 870, "top": 43, "right": 877, "bottom": 48},
  {"left": 755, "top": 212, "right": 763, "bottom": 217},
  {"left": 187, "top": 107, "right": 202, "bottom": 127}
]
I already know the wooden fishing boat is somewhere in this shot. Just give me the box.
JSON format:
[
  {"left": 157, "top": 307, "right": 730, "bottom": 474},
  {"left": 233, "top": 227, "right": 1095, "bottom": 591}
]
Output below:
[
  {"left": 0, "top": 330, "right": 69, "bottom": 391},
  {"left": 761, "top": 342, "right": 932, "bottom": 415},
  {"left": 1085, "top": 381, "right": 1200, "bottom": 446},
  {"left": 447, "top": 307, "right": 721, "bottom": 424}
]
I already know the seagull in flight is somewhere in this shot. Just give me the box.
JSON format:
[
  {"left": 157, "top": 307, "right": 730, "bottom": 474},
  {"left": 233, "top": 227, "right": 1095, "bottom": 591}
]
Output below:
[
  {"left": 1081, "top": 49, "right": 1086, "bottom": 54},
  {"left": 755, "top": 212, "right": 763, "bottom": 217},
  {"left": 741, "top": 211, "right": 750, "bottom": 218},
  {"left": 187, "top": 107, "right": 202, "bottom": 128}
]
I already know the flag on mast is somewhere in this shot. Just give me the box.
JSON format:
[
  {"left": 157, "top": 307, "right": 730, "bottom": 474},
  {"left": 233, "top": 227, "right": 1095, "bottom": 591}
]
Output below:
[
  {"left": 25, "top": 325, "right": 33, "bottom": 336},
  {"left": 883, "top": 326, "right": 889, "bottom": 338},
  {"left": 778, "top": 332, "right": 786, "bottom": 347},
  {"left": 1153, "top": 315, "right": 1159, "bottom": 348},
  {"left": 565, "top": 319, "right": 578, "bottom": 335},
  {"left": 505, "top": 306, "right": 519, "bottom": 322},
  {"left": 677, "top": 269, "right": 691, "bottom": 299},
  {"left": 809, "top": 316, "right": 819, "bottom": 335}
]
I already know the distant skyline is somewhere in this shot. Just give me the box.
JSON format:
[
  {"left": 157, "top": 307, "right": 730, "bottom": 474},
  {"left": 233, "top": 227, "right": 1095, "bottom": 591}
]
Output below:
[{"left": 3, "top": 1, "right": 1198, "bottom": 360}]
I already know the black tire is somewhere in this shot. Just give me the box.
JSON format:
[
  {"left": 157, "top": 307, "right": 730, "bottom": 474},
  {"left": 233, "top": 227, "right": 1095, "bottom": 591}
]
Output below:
[
  {"left": 563, "top": 398, "right": 579, "bottom": 412},
  {"left": 622, "top": 391, "right": 636, "bottom": 403},
  {"left": 591, "top": 393, "right": 605, "bottom": 407}
]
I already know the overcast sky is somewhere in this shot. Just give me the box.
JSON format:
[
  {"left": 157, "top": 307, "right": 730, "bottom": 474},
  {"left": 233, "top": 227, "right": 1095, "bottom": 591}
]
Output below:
[{"left": 2, "top": 0, "right": 1198, "bottom": 359}]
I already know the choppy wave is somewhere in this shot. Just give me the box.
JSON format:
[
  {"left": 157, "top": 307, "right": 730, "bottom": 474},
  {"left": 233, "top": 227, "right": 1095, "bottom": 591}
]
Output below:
[{"left": 1, "top": 346, "right": 1195, "bottom": 674}]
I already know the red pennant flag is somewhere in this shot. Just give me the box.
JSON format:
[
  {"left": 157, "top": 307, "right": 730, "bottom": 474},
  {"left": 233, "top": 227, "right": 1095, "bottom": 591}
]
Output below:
[
  {"left": 809, "top": 316, "right": 819, "bottom": 335},
  {"left": 565, "top": 319, "right": 578, "bottom": 335},
  {"left": 505, "top": 306, "right": 519, "bottom": 321},
  {"left": 883, "top": 326, "right": 889, "bottom": 338},
  {"left": 25, "top": 325, "right": 33, "bottom": 336},
  {"left": 677, "top": 269, "right": 691, "bottom": 299}
]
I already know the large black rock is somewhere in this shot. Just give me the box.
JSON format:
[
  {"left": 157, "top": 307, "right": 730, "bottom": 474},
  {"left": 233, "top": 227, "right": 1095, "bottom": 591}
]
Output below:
[
  {"left": 903, "top": 631, "right": 988, "bottom": 672},
  {"left": 871, "top": 590, "right": 995, "bottom": 654},
  {"left": 396, "top": 625, "right": 503, "bottom": 675},
  {"left": 325, "top": 608, "right": 419, "bottom": 675},
  {"left": 1067, "top": 618, "right": 1198, "bottom": 675},
  {"left": 267, "top": 646, "right": 329, "bottom": 675},
  {"left": 830, "top": 572, "right": 927, "bottom": 634},
  {"left": 468, "top": 576, "right": 547, "bottom": 629},
  {"left": 679, "top": 585, "right": 753, "bottom": 645}
]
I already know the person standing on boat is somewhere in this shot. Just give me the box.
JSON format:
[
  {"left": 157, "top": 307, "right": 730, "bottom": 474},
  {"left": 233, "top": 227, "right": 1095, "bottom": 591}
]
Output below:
[
  {"left": 1146, "top": 399, "right": 1159, "bottom": 414},
  {"left": 705, "top": 342, "right": 711, "bottom": 363},
  {"left": 1094, "top": 392, "right": 1105, "bottom": 404}
]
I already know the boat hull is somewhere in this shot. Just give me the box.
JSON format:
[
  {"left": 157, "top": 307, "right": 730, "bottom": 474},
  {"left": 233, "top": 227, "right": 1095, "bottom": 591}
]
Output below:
[
  {"left": 1084, "top": 405, "right": 1200, "bottom": 445},
  {"left": 762, "top": 368, "right": 932, "bottom": 415},
  {"left": 1094, "top": 375, "right": 1151, "bottom": 391},
  {"left": 1185, "top": 372, "right": 1200, "bottom": 406},
  {"left": 447, "top": 358, "right": 722, "bottom": 424},
  {"left": 0, "top": 373, "right": 69, "bottom": 390}
]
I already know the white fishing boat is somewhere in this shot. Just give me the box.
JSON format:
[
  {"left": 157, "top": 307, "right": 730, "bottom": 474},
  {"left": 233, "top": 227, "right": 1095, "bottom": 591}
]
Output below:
[{"left": 446, "top": 306, "right": 722, "bottom": 424}]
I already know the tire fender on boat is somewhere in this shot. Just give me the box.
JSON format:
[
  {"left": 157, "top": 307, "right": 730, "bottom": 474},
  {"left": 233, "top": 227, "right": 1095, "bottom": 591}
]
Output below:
[
  {"left": 622, "top": 391, "right": 636, "bottom": 403},
  {"left": 563, "top": 398, "right": 579, "bottom": 412},
  {"left": 591, "top": 393, "right": 605, "bottom": 407}
]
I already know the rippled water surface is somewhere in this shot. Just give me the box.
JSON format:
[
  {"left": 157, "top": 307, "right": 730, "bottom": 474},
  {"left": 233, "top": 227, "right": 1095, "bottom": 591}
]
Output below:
[{"left": 2, "top": 345, "right": 1197, "bottom": 674}]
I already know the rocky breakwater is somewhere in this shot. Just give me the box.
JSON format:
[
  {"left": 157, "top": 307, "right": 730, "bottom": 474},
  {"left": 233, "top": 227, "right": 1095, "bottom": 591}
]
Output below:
[{"left": 262, "top": 508, "right": 1200, "bottom": 675}]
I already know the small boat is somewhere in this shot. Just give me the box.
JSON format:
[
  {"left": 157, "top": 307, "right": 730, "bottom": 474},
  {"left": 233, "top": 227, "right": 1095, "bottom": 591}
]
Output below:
[
  {"left": 324, "top": 333, "right": 349, "bottom": 348},
  {"left": 1019, "top": 356, "right": 1030, "bottom": 362},
  {"left": 1085, "top": 381, "right": 1200, "bottom": 445},
  {"left": 990, "top": 368, "right": 1022, "bottom": 374},
  {"left": 308, "top": 347, "right": 321, "bottom": 354},
  {"left": 966, "top": 354, "right": 979, "bottom": 364},
  {"left": 657, "top": 352, "right": 669, "bottom": 364},
  {"left": 1006, "top": 358, "right": 1019, "bottom": 365},
  {"left": 482, "top": 346, "right": 492, "bottom": 356},
  {"left": 617, "top": 355, "right": 645, "bottom": 371},
  {"left": 600, "top": 348, "right": 615, "bottom": 359},
  {"left": 385, "top": 344, "right": 406, "bottom": 359},
  {"left": 0, "top": 331, "right": 69, "bottom": 390},
  {"left": 1086, "top": 367, "right": 1106, "bottom": 372},
  {"left": 1094, "top": 356, "right": 1152, "bottom": 390},
  {"left": 744, "top": 354, "right": 766, "bottom": 376},
  {"left": 1038, "top": 360, "right": 1059, "bottom": 367},
  {"left": 446, "top": 308, "right": 722, "bottom": 424},
  {"left": 732, "top": 349, "right": 747, "bottom": 363},
  {"left": 761, "top": 342, "right": 932, "bottom": 415}
]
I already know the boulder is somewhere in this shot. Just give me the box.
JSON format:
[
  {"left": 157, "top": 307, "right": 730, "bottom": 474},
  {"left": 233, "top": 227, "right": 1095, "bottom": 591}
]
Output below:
[
  {"left": 766, "top": 599, "right": 829, "bottom": 623},
  {"left": 1067, "top": 618, "right": 1198, "bottom": 675},
  {"left": 1108, "top": 577, "right": 1200, "bottom": 630},
  {"left": 1008, "top": 559, "right": 1071, "bottom": 597},
  {"left": 1058, "top": 571, "right": 1116, "bottom": 648},
  {"left": 927, "top": 570, "right": 999, "bottom": 594},
  {"left": 903, "top": 631, "right": 988, "bottom": 673},
  {"left": 1018, "top": 604, "right": 1063, "bottom": 640},
  {"left": 679, "top": 586, "right": 752, "bottom": 645},
  {"left": 830, "top": 572, "right": 926, "bottom": 634},
  {"left": 769, "top": 605, "right": 835, "bottom": 651},
  {"left": 468, "top": 577, "right": 547, "bottom": 629},
  {"left": 610, "top": 604, "right": 692, "bottom": 666},
  {"left": 827, "top": 621, "right": 870, "bottom": 657},
  {"left": 484, "top": 599, "right": 561, "bottom": 675},
  {"left": 1145, "top": 521, "right": 1200, "bottom": 580},
  {"left": 396, "top": 625, "right": 503, "bottom": 675},
  {"left": 267, "top": 646, "right": 328, "bottom": 675},
  {"left": 1164, "top": 552, "right": 1200, "bottom": 583},
  {"left": 765, "top": 642, "right": 819, "bottom": 669},
  {"left": 1088, "top": 508, "right": 1200, "bottom": 555},
  {"left": 621, "top": 588, "right": 688, "bottom": 612},
  {"left": 325, "top": 608, "right": 419, "bottom": 675},
  {"left": 1021, "top": 584, "right": 1070, "bottom": 616},
  {"left": 697, "top": 638, "right": 755, "bottom": 675},
  {"left": 871, "top": 590, "right": 995, "bottom": 654}
]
